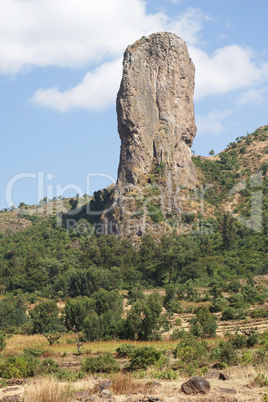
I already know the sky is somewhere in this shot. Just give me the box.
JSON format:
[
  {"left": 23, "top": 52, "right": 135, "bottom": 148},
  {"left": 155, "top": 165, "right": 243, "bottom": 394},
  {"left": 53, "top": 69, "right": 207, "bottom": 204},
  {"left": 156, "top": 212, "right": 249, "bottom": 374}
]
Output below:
[{"left": 1, "top": 0, "right": 268, "bottom": 209}]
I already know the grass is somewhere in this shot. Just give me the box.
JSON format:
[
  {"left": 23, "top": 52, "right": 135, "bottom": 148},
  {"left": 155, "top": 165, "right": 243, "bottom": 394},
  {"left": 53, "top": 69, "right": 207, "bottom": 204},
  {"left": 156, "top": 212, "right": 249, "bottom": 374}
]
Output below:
[
  {"left": 111, "top": 372, "right": 153, "bottom": 395},
  {"left": 4, "top": 334, "right": 180, "bottom": 358},
  {"left": 23, "top": 377, "right": 73, "bottom": 401}
]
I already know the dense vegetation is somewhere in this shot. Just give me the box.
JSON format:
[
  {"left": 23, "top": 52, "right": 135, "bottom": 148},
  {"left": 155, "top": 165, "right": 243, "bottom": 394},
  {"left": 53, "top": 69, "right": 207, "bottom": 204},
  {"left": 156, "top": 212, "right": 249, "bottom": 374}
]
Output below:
[{"left": 0, "top": 128, "right": 267, "bottom": 390}]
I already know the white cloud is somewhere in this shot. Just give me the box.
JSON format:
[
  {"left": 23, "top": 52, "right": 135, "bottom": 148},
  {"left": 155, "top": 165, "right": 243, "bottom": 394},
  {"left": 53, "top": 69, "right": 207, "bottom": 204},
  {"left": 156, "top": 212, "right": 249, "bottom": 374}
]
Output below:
[
  {"left": 168, "top": 8, "right": 211, "bottom": 45},
  {"left": 2, "top": 0, "right": 268, "bottom": 112},
  {"left": 0, "top": 0, "right": 205, "bottom": 74},
  {"left": 191, "top": 45, "right": 268, "bottom": 100},
  {"left": 237, "top": 86, "right": 268, "bottom": 105},
  {"left": 30, "top": 59, "right": 122, "bottom": 112},
  {"left": 196, "top": 110, "right": 232, "bottom": 135}
]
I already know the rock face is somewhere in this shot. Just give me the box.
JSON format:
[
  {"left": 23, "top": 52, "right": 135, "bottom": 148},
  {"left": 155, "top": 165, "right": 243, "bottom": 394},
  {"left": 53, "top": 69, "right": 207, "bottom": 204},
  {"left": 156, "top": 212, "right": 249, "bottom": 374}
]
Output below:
[
  {"left": 101, "top": 32, "right": 199, "bottom": 239},
  {"left": 117, "top": 32, "right": 197, "bottom": 189}
]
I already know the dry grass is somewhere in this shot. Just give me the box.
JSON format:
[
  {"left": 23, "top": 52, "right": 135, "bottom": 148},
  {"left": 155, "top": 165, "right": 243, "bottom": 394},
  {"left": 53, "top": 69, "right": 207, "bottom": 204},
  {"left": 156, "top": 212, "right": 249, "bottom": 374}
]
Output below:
[
  {"left": 111, "top": 372, "right": 152, "bottom": 395},
  {"left": 23, "top": 377, "right": 73, "bottom": 402},
  {"left": 4, "top": 334, "right": 179, "bottom": 358}
]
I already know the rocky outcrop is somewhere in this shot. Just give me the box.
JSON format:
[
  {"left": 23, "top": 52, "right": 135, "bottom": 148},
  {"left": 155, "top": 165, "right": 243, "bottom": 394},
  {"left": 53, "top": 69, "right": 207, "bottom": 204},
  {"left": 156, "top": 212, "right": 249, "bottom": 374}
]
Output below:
[
  {"left": 117, "top": 32, "right": 197, "bottom": 189},
  {"left": 101, "top": 32, "right": 199, "bottom": 239}
]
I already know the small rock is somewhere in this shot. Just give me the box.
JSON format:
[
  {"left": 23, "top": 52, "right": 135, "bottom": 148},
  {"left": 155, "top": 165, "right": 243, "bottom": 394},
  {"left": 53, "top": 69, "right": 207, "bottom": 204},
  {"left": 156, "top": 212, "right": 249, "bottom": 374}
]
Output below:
[
  {"left": 2, "top": 388, "right": 21, "bottom": 394},
  {"left": 218, "top": 387, "right": 237, "bottom": 395},
  {"left": 0, "top": 395, "right": 22, "bottom": 402},
  {"left": 219, "top": 373, "right": 230, "bottom": 381},
  {"left": 205, "top": 370, "right": 220, "bottom": 379},
  {"left": 97, "top": 380, "right": 111, "bottom": 391},
  {"left": 72, "top": 390, "right": 94, "bottom": 401},
  {"left": 181, "top": 376, "right": 210, "bottom": 395},
  {"left": 99, "top": 390, "right": 111, "bottom": 398}
]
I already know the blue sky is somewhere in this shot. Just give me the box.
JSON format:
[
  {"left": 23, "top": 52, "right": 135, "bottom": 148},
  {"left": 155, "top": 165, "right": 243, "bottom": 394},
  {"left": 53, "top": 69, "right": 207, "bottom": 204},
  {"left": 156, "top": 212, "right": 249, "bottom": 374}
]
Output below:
[{"left": 1, "top": 0, "right": 268, "bottom": 209}]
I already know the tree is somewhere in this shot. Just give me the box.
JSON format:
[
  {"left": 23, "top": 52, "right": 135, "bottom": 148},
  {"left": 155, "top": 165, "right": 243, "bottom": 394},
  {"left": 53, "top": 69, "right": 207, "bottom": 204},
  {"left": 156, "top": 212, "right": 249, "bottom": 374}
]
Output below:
[
  {"left": 209, "top": 150, "right": 215, "bottom": 156},
  {"left": 65, "top": 296, "right": 95, "bottom": 332},
  {"left": 190, "top": 306, "right": 217, "bottom": 338},
  {"left": 29, "top": 300, "right": 64, "bottom": 344}
]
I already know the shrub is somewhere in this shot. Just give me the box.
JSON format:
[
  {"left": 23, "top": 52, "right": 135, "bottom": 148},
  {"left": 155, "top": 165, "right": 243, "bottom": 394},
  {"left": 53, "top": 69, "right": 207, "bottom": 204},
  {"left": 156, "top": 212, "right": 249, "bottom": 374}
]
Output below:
[
  {"left": 252, "top": 373, "right": 268, "bottom": 387},
  {"left": 23, "top": 347, "right": 45, "bottom": 357},
  {"left": 128, "top": 346, "right": 162, "bottom": 370},
  {"left": 170, "top": 328, "right": 186, "bottom": 340},
  {"left": 211, "top": 341, "right": 238, "bottom": 366},
  {"left": 221, "top": 307, "right": 245, "bottom": 321},
  {"left": 116, "top": 344, "right": 136, "bottom": 357},
  {"left": 0, "top": 354, "right": 38, "bottom": 378},
  {"left": 153, "top": 369, "right": 177, "bottom": 380},
  {"left": 81, "top": 353, "right": 120, "bottom": 374},
  {"left": 0, "top": 331, "right": 6, "bottom": 353},
  {"left": 39, "top": 358, "right": 59, "bottom": 374},
  {"left": 190, "top": 306, "right": 217, "bottom": 338},
  {"left": 210, "top": 297, "right": 229, "bottom": 313},
  {"left": 231, "top": 334, "right": 247, "bottom": 349},
  {"left": 173, "top": 333, "right": 208, "bottom": 367}
]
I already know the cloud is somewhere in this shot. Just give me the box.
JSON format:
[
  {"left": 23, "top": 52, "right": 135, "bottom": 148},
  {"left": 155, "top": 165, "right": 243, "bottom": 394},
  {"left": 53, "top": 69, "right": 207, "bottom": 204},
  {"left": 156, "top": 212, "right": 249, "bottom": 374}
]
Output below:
[
  {"left": 2, "top": 0, "right": 268, "bottom": 112},
  {"left": 168, "top": 8, "right": 211, "bottom": 45},
  {"left": 196, "top": 110, "right": 232, "bottom": 135},
  {"left": 0, "top": 0, "right": 205, "bottom": 74},
  {"left": 237, "top": 86, "right": 268, "bottom": 105},
  {"left": 30, "top": 59, "right": 122, "bottom": 112},
  {"left": 191, "top": 45, "right": 268, "bottom": 100}
]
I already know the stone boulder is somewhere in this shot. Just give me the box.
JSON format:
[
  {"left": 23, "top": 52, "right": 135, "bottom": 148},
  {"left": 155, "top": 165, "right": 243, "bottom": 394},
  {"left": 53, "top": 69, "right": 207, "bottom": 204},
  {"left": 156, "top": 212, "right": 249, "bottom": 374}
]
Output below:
[{"left": 181, "top": 376, "right": 210, "bottom": 395}]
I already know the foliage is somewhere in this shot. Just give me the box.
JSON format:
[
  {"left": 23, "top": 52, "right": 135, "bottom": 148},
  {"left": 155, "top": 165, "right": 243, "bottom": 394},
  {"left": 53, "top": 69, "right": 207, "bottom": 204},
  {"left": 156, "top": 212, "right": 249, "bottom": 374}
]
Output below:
[
  {"left": 0, "top": 331, "right": 6, "bottom": 353},
  {"left": 190, "top": 306, "right": 217, "bottom": 338},
  {"left": 81, "top": 353, "right": 120, "bottom": 374},
  {"left": 173, "top": 333, "right": 208, "bottom": 368},
  {"left": 211, "top": 340, "right": 238, "bottom": 366},
  {"left": 0, "top": 354, "right": 38, "bottom": 378},
  {"left": 128, "top": 346, "right": 162, "bottom": 370},
  {"left": 29, "top": 300, "right": 63, "bottom": 335},
  {"left": 116, "top": 343, "right": 136, "bottom": 357}
]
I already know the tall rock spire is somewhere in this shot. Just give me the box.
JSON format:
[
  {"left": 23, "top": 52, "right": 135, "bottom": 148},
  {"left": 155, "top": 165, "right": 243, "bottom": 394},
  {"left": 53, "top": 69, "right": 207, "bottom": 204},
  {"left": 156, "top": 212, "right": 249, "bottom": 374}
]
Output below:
[{"left": 116, "top": 32, "right": 197, "bottom": 189}]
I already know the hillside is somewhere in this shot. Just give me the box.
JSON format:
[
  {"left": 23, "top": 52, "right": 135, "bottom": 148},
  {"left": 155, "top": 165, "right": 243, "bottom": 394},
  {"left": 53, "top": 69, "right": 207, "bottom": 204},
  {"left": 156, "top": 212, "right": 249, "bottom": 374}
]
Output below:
[
  {"left": 0, "top": 126, "right": 267, "bottom": 401},
  {"left": 193, "top": 125, "right": 268, "bottom": 221}
]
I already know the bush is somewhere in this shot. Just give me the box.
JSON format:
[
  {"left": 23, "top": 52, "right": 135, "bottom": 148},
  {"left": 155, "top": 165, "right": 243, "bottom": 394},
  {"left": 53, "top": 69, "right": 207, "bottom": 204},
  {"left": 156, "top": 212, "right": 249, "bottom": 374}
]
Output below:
[
  {"left": 0, "top": 354, "right": 38, "bottom": 378},
  {"left": 173, "top": 333, "right": 208, "bottom": 366},
  {"left": 116, "top": 344, "right": 136, "bottom": 357},
  {"left": 170, "top": 328, "right": 186, "bottom": 340},
  {"left": 128, "top": 346, "right": 162, "bottom": 370},
  {"left": 81, "top": 353, "right": 120, "bottom": 374},
  {"left": 39, "top": 358, "right": 59, "bottom": 374},
  {"left": 252, "top": 373, "right": 268, "bottom": 387},
  {"left": 190, "top": 306, "right": 217, "bottom": 338},
  {"left": 23, "top": 347, "right": 45, "bottom": 357},
  {"left": 221, "top": 307, "right": 245, "bottom": 321},
  {"left": 211, "top": 341, "right": 238, "bottom": 366}
]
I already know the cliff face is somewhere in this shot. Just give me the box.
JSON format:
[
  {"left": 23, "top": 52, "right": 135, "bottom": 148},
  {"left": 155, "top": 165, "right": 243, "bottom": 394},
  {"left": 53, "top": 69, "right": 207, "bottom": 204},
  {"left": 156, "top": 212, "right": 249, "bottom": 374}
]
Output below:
[
  {"left": 101, "top": 32, "right": 199, "bottom": 240},
  {"left": 117, "top": 32, "right": 198, "bottom": 189}
]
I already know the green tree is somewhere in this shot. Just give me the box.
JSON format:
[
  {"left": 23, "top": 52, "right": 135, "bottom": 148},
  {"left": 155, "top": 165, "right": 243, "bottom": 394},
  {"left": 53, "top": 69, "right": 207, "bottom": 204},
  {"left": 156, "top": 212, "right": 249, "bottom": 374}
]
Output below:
[
  {"left": 29, "top": 300, "right": 64, "bottom": 344},
  {"left": 190, "top": 306, "right": 217, "bottom": 338}
]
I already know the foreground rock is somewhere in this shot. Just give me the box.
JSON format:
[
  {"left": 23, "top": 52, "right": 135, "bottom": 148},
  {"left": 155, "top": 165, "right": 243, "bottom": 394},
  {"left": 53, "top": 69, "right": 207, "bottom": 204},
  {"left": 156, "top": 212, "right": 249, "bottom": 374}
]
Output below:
[{"left": 181, "top": 376, "right": 210, "bottom": 395}]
